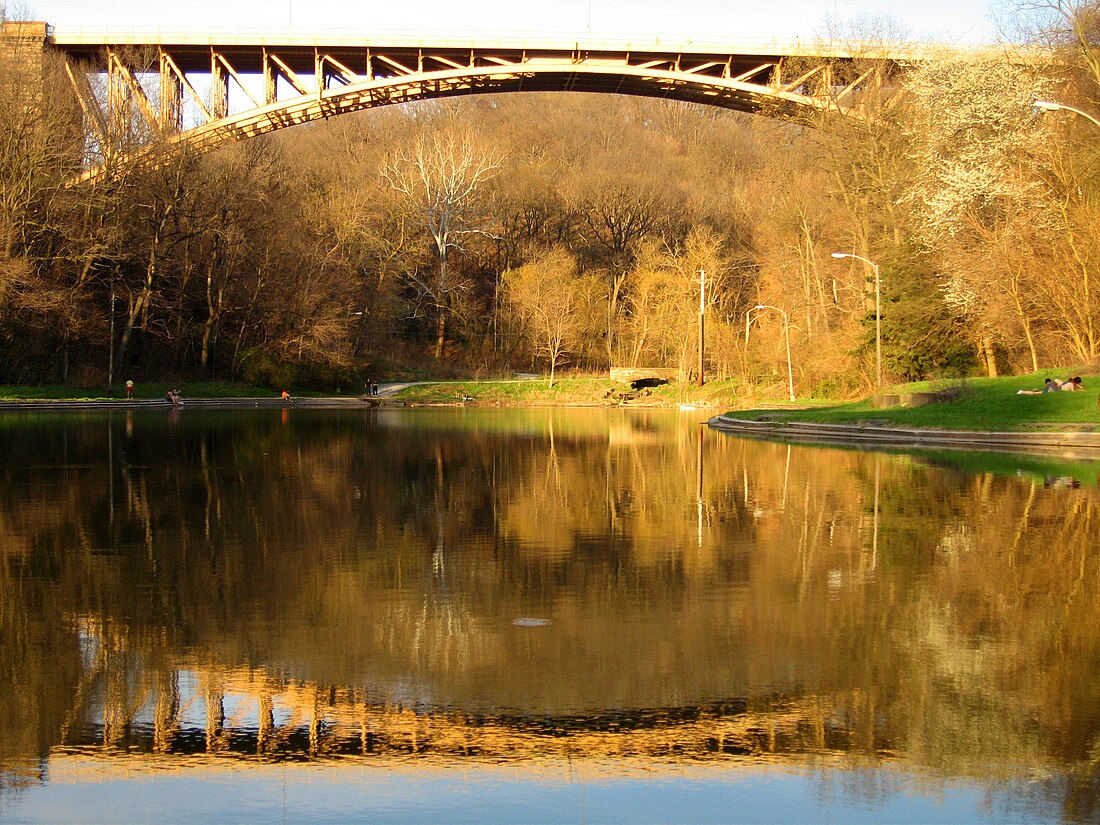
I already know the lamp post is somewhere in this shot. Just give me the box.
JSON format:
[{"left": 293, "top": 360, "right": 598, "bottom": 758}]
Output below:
[
  {"left": 832, "top": 252, "right": 881, "bottom": 388},
  {"left": 1033, "top": 99, "right": 1100, "bottom": 130},
  {"left": 745, "top": 304, "right": 794, "bottom": 401}
]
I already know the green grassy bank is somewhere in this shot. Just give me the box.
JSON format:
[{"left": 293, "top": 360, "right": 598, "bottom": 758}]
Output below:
[
  {"left": 387, "top": 377, "right": 741, "bottom": 407},
  {"left": 0, "top": 376, "right": 744, "bottom": 407},
  {"left": 6, "top": 373, "right": 1098, "bottom": 430},
  {"left": 730, "top": 372, "right": 1100, "bottom": 431}
]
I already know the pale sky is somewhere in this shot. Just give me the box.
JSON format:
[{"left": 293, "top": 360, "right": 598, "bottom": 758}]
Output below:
[{"left": 28, "top": 0, "right": 1001, "bottom": 43}]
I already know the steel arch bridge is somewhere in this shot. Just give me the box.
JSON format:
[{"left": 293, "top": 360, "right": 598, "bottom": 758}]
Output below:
[{"left": 10, "top": 24, "right": 963, "bottom": 180}]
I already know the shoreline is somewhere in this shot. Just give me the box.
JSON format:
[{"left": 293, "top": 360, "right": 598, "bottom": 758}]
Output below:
[
  {"left": 707, "top": 414, "right": 1100, "bottom": 457},
  {"left": 0, "top": 397, "right": 379, "bottom": 411},
  {"left": 4, "top": 397, "right": 1100, "bottom": 458},
  {"left": 0, "top": 396, "right": 718, "bottom": 412}
]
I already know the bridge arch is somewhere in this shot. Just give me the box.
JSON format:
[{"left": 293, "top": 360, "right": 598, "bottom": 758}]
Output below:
[
  {"left": 38, "top": 27, "right": 905, "bottom": 181},
  {"left": 174, "top": 62, "right": 846, "bottom": 156}
]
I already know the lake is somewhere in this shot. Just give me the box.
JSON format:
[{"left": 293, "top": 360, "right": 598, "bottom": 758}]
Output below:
[{"left": 1, "top": 406, "right": 1098, "bottom": 823}]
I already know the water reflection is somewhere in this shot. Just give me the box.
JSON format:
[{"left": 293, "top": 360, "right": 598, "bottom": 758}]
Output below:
[{"left": 1, "top": 408, "right": 1099, "bottom": 823}]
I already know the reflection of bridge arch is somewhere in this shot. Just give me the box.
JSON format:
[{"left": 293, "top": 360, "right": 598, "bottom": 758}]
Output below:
[{"left": 35, "top": 26, "right": 916, "bottom": 182}]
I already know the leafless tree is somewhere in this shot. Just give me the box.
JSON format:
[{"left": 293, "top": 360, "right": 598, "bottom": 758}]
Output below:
[{"left": 381, "top": 124, "right": 502, "bottom": 358}]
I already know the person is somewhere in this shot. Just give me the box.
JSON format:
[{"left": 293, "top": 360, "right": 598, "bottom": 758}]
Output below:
[
  {"left": 125, "top": 379, "right": 134, "bottom": 400},
  {"left": 1018, "top": 378, "right": 1059, "bottom": 395},
  {"left": 281, "top": 389, "right": 291, "bottom": 402},
  {"left": 165, "top": 388, "right": 181, "bottom": 407},
  {"left": 1061, "top": 376, "right": 1084, "bottom": 391}
]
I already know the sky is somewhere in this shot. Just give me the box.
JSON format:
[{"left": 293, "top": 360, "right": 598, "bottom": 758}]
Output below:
[{"left": 26, "top": 0, "right": 1002, "bottom": 44}]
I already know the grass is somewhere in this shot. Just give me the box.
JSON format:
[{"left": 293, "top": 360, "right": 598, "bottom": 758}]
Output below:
[
  {"left": 6, "top": 371, "right": 1098, "bottom": 431},
  {"left": 729, "top": 372, "right": 1100, "bottom": 431},
  {"left": 388, "top": 376, "right": 743, "bottom": 407}
]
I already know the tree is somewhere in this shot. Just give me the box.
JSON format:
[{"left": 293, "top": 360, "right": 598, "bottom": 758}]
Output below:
[
  {"left": 502, "top": 247, "right": 597, "bottom": 386},
  {"left": 381, "top": 123, "right": 502, "bottom": 359},
  {"left": 903, "top": 53, "right": 1055, "bottom": 375}
]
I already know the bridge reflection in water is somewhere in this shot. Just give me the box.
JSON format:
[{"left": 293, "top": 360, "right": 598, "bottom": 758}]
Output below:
[
  {"left": 1, "top": 408, "right": 1099, "bottom": 822},
  {"left": 55, "top": 626, "right": 866, "bottom": 767}
]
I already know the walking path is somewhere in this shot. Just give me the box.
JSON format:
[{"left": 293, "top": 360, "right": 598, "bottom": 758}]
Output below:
[{"left": 708, "top": 414, "right": 1100, "bottom": 456}]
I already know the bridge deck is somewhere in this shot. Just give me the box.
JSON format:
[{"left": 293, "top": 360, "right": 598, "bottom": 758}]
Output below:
[{"left": 49, "top": 26, "right": 970, "bottom": 75}]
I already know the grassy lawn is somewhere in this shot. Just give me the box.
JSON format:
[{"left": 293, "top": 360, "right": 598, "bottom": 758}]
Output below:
[
  {"left": 389, "top": 377, "right": 742, "bottom": 407},
  {"left": 6, "top": 372, "right": 1098, "bottom": 431},
  {"left": 730, "top": 372, "right": 1100, "bottom": 431}
]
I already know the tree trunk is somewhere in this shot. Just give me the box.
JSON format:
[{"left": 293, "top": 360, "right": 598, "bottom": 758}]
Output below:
[
  {"left": 435, "top": 309, "right": 446, "bottom": 359},
  {"left": 981, "top": 336, "right": 998, "bottom": 377},
  {"left": 116, "top": 211, "right": 167, "bottom": 373}
]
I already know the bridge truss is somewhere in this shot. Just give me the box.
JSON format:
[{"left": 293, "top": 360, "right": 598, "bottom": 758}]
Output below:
[{"left": 47, "top": 28, "right": 903, "bottom": 180}]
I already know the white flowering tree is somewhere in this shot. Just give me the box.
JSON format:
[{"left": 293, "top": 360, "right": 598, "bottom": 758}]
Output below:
[{"left": 903, "top": 54, "right": 1057, "bottom": 373}]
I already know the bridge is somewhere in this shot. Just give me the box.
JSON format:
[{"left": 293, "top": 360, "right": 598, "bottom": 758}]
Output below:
[{"left": 0, "top": 21, "right": 941, "bottom": 181}]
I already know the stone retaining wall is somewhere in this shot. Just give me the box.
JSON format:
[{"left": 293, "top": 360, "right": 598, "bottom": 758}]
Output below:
[
  {"left": 708, "top": 415, "right": 1100, "bottom": 455},
  {"left": 609, "top": 367, "right": 678, "bottom": 384}
]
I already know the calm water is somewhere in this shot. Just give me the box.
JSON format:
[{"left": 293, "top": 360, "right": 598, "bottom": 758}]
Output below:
[{"left": 1, "top": 406, "right": 1099, "bottom": 824}]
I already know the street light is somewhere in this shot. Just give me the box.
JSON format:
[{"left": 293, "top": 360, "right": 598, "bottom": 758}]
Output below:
[
  {"left": 832, "top": 252, "right": 881, "bottom": 388},
  {"left": 745, "top": 304, "right": 794, "bottom": 401},
  {"left": 1033, "top": 99, "right": 1100, "bottom": 130}
]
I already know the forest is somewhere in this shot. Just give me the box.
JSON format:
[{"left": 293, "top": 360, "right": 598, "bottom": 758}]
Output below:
[{"left": 0, "top": 1, "right": 1098, "bottom": 396}]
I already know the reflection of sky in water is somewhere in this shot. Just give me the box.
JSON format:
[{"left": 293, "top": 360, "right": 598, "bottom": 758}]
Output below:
[{"left": 4, "top": 763, "right": 1053, "bottom": 825}]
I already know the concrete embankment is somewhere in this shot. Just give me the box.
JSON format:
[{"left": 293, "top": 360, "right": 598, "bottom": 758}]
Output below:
[{"left": 708, "top": 414, "right": 1100, "bottom": 457}]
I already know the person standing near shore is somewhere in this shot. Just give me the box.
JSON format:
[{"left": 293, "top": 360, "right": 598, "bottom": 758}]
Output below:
[{"left": 125, "top": 379, "right": 134, "bottom": 399}]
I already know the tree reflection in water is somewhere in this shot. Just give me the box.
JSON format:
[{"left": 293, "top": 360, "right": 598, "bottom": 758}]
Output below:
[{"left": 0, "top": 407, "right": 1098, "bottom": 823}]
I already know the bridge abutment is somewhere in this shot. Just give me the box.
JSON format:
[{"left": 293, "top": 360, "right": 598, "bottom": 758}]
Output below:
[{"left": 0, "top": 20, "right": 49, "bottom": 84}]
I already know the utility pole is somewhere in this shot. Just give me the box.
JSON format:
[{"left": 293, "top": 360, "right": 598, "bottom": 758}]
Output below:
[{"left": 698, "top": 269, "right": 705, "bottom": 386}]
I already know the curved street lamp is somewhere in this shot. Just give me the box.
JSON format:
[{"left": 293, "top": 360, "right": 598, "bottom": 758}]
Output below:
[
  {"left": 744, "top": 304, "right": 794, "bottom": 401},
  {"left": 831, "top": 252, "right": 881, "bottom": 388},
  {"left": 1033, "top": 99, "right": 1100, "bottom": 131}
]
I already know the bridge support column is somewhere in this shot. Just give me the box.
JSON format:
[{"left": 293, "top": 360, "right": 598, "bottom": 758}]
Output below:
[
  {"left": 262, "top": 49, "right": 277, "bottom": 104},
  {"left": 210, "top": 50, "right": 229, "bottom": 119},
  {"left": 159, "top": 52, "right": 183, "bottom": 130},
  {"left": 106, "top": 52, "right": 131, "bottom": 140}
]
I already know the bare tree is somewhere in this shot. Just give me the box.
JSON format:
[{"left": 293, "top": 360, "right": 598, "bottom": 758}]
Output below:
[{"left": 381, "top": 124, "right": 502, "bottom": 359}]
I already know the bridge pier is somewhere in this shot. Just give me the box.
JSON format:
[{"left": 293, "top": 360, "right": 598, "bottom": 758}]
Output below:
[{"left": 0, "top": 21, "right": 49, "bottom": 100}]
